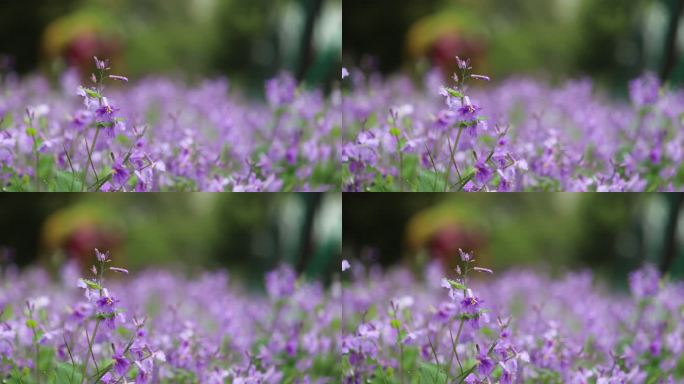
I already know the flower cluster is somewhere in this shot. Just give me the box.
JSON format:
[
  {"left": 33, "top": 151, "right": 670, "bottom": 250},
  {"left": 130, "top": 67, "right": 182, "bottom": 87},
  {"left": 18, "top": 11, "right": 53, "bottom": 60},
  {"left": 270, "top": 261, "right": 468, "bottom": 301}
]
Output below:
[
  {"left": 0, "top": 58, "right": 341, "bottom": 191},
  {"left": 0, "top": 250, "right": 341, "bottom": 382},
  {"left": 341, "top": 59, "right": 684, "bottom": 191},
  {"left": 341, "top": 252, "right": 684, "bottom": 383}
]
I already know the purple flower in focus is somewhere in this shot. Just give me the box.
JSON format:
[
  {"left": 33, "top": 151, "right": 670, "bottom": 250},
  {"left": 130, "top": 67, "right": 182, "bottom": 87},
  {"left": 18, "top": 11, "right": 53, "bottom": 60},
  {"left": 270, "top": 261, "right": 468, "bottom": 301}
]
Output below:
[
  {"left": 460, "top": 290, "right": 482, "bottom": 315},
  {"left": 95, "top": 98, "right": 119, "bottom": 122},
  {"left": 96, "top": 294, "right": 117, "bottom": 311},
  {"left": 457, "top": 98, "right": 481, "bottom": 123}
]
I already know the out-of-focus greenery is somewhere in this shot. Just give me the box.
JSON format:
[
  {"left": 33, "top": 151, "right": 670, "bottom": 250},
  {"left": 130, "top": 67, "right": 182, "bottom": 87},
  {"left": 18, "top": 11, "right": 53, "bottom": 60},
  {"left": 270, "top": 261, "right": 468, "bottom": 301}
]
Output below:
[
  {"left": 0, "top": 194, "right": 341, "bottom": 285},
  {"left": 0, "top": 0, "right": 341, "bottom": 91},
  {"left": 343, "top": 0, "right": 684, "bottom": 88},
  {"left": 343, "top": 194, "right": 684, "bottom": 280}
]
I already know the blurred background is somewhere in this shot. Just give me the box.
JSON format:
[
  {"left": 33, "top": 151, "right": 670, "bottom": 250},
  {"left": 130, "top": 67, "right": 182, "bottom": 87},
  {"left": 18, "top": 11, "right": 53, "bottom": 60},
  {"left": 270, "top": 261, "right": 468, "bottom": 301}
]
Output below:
[
  {"left": 0, "top": 193, "right": 341, "bottom": 288},
  {"left": 343, "top": 0, "right": 684, "bottom": 91},
  {"left": 0, "top": 0, "right": 341, "bottom": 94},
  {"left": 343, "top": 194, "right": 684, "bottom": 285}
]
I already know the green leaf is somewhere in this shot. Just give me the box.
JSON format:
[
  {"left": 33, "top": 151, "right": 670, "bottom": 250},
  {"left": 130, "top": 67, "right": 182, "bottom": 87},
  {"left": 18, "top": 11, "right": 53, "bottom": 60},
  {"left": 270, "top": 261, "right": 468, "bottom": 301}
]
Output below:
[
  {"left": 390, "top": 127, "right": 401, "bottom": 137},
  {"left": 79, "top": 278, "right": 102, "bottom": 291},
  {"left": 82, "top": 88, "right": 102, "bottom": 99},
  {"left": 26, "top": 318, "right": 37, "bottom": 329},
  {"left": 52, "top": 361, "right": 83, "bottom": 384},
  {"left": 417, "top": 362, "right": 449, "bottom": 383},
  {"left": 390, "top": 319, "right": 401, "bottom": 330},
  {"left": 415, "top": 170, "right": 445, "bottom": 192},
  {"left": 52, "top": 170, "right": 83, "bottom": 192},
  {"left": 447, "top": 279, "right": 466, "bottom": 291},
  {"left": 446, "top": 87, "right": 464, "bottom": 98}
]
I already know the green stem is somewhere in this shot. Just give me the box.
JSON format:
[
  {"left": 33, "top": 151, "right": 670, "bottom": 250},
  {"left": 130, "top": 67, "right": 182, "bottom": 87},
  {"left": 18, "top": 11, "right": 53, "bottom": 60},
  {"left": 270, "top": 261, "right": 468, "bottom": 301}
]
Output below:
[
  {"left": 34, "top": 148, "right": 39, "bottom": 192},
  {"left": 32, "top": 329, "right": 40, "bottom": 383},
  {"left": 451, "top": 319, "right": 465, "bottom": 375},
  {"left": 81, "top": 319, "right": 100, "bottom": 383},
  {"left": 81, "top": 124, "right": 102, "bottom": 191},
  {"left": 399, "top": 150, "right": 404, "bottom": 192},
  {"left": 445, "top": 127, "right": 464, "bottom": 191}
]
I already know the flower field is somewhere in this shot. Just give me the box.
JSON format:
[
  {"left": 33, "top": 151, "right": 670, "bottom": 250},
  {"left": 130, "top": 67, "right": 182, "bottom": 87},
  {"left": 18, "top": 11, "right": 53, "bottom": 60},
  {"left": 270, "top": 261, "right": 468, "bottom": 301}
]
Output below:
[
  {"left": 341, "top": 58, "right": 684, "bottom": 191},
  {"left": 0, "top": 58, "right": 341, "bottom": 191},
  {"left": 341, "top": 251, "right": 684, "bottom": 383},
  {"left": 0, "top": 250, "right": 341, "bottom": 383}
]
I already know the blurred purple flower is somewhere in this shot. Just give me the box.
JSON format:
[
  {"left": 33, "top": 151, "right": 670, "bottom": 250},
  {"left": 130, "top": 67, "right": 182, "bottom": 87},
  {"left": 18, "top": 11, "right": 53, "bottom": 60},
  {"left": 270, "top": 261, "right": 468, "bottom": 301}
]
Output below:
[
  {"left": 265, "top": 265, "right": 296, "bottom": 300},
  {"left": 265, "top": 73, "right": 296, "bottom": 107},
  {"left": 629, "top": 265, "right": 660, "bottom": 299},
  {"left": 629, "top": 73, "right": 659, "bottom": 107}
]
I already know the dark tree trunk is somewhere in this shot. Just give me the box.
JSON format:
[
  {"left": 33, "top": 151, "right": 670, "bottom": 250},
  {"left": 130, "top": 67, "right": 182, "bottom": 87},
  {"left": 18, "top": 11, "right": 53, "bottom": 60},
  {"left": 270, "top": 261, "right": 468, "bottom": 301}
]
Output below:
[
  {"left": 296, "top": 0, "right": 324, "bottom": 81},
  {"left": 660, "top": 193, "right": 684, "bottom": 274},
  {"left": 296, "top": 193, "right": 322, "bottom": 273},
  {"left": 661, "top": 0, "right": 684, "bottom": 82}
]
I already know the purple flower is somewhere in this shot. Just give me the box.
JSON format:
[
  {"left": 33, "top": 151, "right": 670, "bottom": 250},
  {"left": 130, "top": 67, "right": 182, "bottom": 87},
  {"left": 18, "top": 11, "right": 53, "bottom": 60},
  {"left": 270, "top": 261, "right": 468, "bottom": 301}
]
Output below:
[
  {"left": 457, "top": 98, "right": 481, "bottom": 123},
  {"left": 134, "top": 360, "right": 152, "bottom": 384},
  {"left": 265, "top": 265, "right": 296, "bottom": 300},
  {"left": 112, "top": 351, "right": 130, "bottom": 376},
  {"left": 470, "top": 74, "right": 491, "bottom": 81},
  {"left": 342, "top": 259, "right": 351, "bottom": 272},
  {"left": 629, "top": 72, "right": 659, "bottom": 107},
  {"left": 96, "top": 294, "right": 118, "bottom": 311},
  {"left": 477, "top": 350, "right": 494, "bottom": 377},
  {"left": 499, "top": 362, "right": 513, "bottom": 384},
  {"left": 94, "top": 56, "right": 108, "bottom": 70},
  {"left": 474, "top": 161, "right": 492, "bottom": 184},
  {"left": 265, "top": 73, "right": 296, "bottom": 107},
  {"left": 109, "top": 267, "right": 129, "bottom": 274},
  {"left": 108, "top": 75, "right": 129, "bottom": 82},
  {"left": 95, "top": 98, "right": 119, "bottom": 122},
  {"left": 95, "top": 248, "right": 110, "bottom": 262},
  {"left": 460, "top": 290, "right": 482, "bottom": 315},
  {"left": 629, "top": 265, "right": 660, "bottom": 299},
  {"left": 112, "top": 160, "right": 130, "bottom": 187}
]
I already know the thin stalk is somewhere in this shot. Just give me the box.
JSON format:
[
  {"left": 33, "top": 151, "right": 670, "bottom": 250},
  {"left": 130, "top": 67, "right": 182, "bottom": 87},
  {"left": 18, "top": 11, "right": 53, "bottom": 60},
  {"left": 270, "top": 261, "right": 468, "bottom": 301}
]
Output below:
[
  {"left": 444, "top": 127, "right": 464, "bottom": 191},
  {"left": 34, "top": 148, "right": 40, "bottom": 192},
  {"left": 399, "top": 150, "right": 404, "bottom": 192},
  {"left": 33, "top": 330, "right": 40, "bottom": 383},
  {"left": 451, "top": 319, "right": 465, "bottom": 375},
  {"left": 424, "top": 144, "right": 439, "bottom": 191},
  {"left": 81, "top": 319, "right": 101, "bottom": 383},
  {"left": 427, "top": 335, "right": 448, "bottom": 383},
  {"left": 399, "top": 341, "right": 404, "bottom": 384},
  {"left": 62, "top": 333, "right": 76, "bottom": 382}
]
